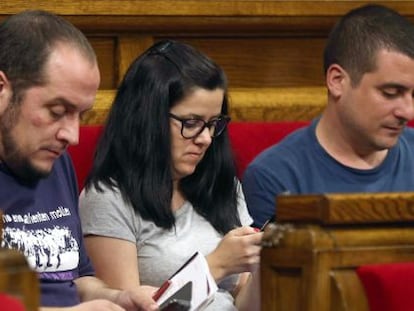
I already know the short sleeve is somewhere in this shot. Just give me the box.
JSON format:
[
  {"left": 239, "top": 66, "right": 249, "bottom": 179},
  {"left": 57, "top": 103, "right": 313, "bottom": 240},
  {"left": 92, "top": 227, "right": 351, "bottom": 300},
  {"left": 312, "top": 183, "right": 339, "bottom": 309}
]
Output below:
[{"left": 79, "top": 183, "right": 138, "bottom": 243}]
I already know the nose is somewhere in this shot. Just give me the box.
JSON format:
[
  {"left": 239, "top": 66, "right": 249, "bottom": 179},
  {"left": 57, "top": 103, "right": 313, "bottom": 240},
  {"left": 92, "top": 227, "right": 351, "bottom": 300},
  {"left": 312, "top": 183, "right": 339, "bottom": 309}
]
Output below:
[
  {"left": 57, "top": 117, "right": 80, "bottom": 146},
  {"left": 395, "top": 94, "right": 414, "bottom": 122},
  {"left": 194, "top": 126, "right": 212, "bottom": 145}
]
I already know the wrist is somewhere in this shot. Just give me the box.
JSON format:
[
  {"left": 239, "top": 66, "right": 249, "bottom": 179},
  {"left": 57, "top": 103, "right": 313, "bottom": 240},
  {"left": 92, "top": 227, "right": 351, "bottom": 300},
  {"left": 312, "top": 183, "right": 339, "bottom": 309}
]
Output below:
[{"left": 206, "top": 253, "right": 226, "bottom": 282}]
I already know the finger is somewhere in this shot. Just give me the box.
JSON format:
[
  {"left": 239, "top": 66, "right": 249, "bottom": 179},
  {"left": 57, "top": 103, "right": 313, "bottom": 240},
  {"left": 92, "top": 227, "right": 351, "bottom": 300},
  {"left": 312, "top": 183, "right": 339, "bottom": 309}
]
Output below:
[{"left": 231, "top": 226, "right": 258, "bottom": 236}]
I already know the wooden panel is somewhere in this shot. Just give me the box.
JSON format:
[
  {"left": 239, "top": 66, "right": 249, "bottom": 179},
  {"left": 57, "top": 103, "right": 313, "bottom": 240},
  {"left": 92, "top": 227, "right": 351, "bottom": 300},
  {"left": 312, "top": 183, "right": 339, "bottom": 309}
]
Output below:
[
  {"left": 117, "top": 36, "right": 154, "bottom": 85},
  {"left": 176, "top": 38, "right": 326, "bottom": 88},
  {"left": 82, "top": 87, "right": 326, "bottom": 125},
  {"left": 330, "top": 270, "right": 369, "bottom": 311},
  {"left": 3, "top": 1, "right": 414, "bottom": 18},
  {"left": 277, "top": 192, "right": 414, "bottom": 225},
  {"left": 89, "top": 37, "right": 116, "bottom": 89},
  {"left": 261, "top": 193, "right": 414, "bottom": 311}
]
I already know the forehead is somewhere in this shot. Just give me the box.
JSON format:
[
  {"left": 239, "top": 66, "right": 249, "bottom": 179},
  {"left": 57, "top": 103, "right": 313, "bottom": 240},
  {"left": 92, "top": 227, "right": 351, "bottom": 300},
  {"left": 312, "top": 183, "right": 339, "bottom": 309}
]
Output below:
[
  {"left": 360, "top": 49, "right": 414, "bottom": 87},
  {"left": 173, "top": 88, "right": 224, "bottom": 114},
  {"left": 38, "top": 44, "right": 100, "bottom": 110}
]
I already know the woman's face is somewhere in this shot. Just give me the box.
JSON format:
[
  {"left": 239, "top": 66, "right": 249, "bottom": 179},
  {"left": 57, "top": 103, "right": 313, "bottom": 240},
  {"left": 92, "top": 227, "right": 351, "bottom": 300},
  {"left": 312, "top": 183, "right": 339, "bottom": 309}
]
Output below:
[{"left": 169, "top": 87, "right": 224, "bottom": 181}]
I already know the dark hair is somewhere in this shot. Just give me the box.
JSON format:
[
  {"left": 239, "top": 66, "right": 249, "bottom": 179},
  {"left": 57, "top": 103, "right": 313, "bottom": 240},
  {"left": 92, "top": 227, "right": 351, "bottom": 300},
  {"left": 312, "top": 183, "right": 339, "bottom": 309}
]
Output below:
[
  {"left": 86, "top": 40, "right": 240, "bottom": 234},
  {"left": 323, "top": 4, "right": 414, "bottom": 86},
  {"left": 0, "top": 10, "right": 96, "bottom": 103}
]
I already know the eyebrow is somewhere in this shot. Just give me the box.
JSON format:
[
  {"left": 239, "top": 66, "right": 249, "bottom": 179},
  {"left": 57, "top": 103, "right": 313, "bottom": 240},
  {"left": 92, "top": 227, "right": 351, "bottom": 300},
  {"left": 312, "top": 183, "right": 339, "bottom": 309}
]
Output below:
[
  {"left": 378, "top": 83, "right": 408, "bottom": 90},
  {"left": 179, "top": 113, "right": 223, "bottom": 120}
]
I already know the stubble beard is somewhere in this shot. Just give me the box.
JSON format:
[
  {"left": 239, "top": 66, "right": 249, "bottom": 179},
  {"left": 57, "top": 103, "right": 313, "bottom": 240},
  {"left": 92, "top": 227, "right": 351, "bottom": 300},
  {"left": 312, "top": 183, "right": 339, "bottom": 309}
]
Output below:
[{"left": 0, "top": 103, "right": 50, "bottom": 184}]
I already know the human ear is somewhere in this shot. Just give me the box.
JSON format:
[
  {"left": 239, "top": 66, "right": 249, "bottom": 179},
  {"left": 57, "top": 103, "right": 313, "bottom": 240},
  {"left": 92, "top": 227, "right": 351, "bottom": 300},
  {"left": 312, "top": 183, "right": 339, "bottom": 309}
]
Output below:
[
  {"left": 0, "top": 71, "right": 12, "bottom": 116},
  {"left": 326, "top": 64, "right": 348, "bottom": 98}
]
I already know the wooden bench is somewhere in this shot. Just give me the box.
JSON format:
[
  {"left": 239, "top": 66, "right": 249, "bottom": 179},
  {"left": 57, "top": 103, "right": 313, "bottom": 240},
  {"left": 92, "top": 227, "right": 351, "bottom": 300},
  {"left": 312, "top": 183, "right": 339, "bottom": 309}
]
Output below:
[{"left": 261, "top": 192, "right": 414, "bottom": 311}]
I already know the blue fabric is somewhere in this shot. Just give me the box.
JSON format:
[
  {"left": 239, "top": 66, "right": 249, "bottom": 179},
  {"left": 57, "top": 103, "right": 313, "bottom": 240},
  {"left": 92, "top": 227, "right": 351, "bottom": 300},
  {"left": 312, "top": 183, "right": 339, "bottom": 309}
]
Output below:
[
  {"left": 242, "top": 119, "right": 414, "bottom": 227},
  {"left": 0, "top": 153, "right": 94, "bottom": 307}
]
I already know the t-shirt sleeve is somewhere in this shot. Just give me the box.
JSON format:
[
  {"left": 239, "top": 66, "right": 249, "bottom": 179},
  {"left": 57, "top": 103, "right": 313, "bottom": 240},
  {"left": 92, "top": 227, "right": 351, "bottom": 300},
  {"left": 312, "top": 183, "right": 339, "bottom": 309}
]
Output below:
[{"left": 79, "top": 183, "right": 138, "bottom": 244}]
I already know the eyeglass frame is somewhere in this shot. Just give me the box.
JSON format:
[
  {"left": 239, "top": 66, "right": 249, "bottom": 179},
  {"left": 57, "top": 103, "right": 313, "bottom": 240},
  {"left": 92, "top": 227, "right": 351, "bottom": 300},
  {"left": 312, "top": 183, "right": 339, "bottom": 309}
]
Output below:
[{"left": 169, "top": 112, "right": 231, "bottom": 139}]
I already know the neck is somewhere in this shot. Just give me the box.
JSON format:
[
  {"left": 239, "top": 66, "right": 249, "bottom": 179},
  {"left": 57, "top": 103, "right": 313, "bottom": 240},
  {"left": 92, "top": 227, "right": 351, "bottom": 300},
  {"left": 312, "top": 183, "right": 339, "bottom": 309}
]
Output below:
[
  {"left": 316, "top": 114, "right": 388, "bottom": 169},
  {"left": 172, "top": 180, "right": 186, "bottom": 211}
]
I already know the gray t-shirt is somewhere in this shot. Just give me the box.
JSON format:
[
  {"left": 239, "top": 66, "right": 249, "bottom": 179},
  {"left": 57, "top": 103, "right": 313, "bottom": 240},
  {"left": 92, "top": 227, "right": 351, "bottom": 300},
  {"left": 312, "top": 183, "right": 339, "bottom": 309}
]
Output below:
[{"left": 79, "top": 182, "right": 252, "bottom": 310}]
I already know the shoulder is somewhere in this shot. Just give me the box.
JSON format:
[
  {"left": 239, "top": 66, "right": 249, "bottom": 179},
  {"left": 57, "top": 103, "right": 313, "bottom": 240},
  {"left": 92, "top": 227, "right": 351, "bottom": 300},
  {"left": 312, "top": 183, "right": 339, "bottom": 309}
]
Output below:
[
  {"left": 79, "top": 181, "right": 124, "bottom": 212},
  {"left": 402, "top": 126, "right": 414, "bottom": 139},
  {"left": 247, "top": 124, "right": 312, "bottom": 170}
]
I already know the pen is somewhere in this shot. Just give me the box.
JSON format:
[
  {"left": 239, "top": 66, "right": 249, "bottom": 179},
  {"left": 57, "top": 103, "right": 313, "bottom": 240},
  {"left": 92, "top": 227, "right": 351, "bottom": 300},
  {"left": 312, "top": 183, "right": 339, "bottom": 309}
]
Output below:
[
  {"left": 260, "top": 214, "right": 276, "bottom": 231},
  {"left": 153, "top": 280, "right": 171, "bottom": 301}
]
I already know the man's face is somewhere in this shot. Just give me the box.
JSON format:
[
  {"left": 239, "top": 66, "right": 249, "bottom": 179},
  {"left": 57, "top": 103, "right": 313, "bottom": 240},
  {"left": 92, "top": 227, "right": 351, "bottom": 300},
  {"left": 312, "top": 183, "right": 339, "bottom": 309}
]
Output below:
[
  {"left": 0, "top": 43, "right": 100, "bottom": 182},
  {"left": 336, "top": 49, "right": 414, "bottom": 152}
]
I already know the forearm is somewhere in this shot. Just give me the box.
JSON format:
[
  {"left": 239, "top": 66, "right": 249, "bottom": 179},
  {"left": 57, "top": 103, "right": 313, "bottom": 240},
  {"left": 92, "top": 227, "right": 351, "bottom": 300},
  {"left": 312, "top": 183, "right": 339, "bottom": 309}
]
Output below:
[
  {"left": 234, "top": 271, "right": 260, "bottom": 311},
  {"left": 74, "top": 276, "right": 120, "bottom": 303}
]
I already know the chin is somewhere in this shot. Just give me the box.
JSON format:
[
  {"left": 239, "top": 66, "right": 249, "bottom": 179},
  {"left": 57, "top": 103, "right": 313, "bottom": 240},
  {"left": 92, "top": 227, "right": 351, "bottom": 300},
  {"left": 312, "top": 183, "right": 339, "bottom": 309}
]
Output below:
[
  {"left": 11, "top": 161, "right": 53, "bottom": 184},
  {"left": 175, "top": 166, "right": 197, "bottom": 179}
]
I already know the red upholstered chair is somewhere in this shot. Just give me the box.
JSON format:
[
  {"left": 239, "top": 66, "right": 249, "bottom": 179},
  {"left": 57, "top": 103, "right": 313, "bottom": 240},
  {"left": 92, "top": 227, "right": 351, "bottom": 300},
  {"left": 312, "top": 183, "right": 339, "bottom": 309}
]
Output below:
[
  {"left": 67, "top": 125, "right": 103, "bottom": 190},
  {"left": 0, "top": 294, "right": 25, "bottom": 311},
  {"left": 228, "top": 121, "right": 309, "bottom": 178},
  {"left": 68, "top": 122, "right": 310, "bottom": 190},
  {"left": 357, "top": 262, "right": 414, "bottom": 311}
]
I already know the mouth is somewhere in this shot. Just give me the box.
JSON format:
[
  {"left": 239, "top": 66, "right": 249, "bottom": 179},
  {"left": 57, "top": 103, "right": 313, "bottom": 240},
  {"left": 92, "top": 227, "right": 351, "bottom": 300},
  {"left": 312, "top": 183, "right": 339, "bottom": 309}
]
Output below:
[
  {"left": 384, "top": 125, "right": 403, "bottom": 132},
  {"left": 185, "top": 152, "right": 203, "bottom": 161},
  {"left": 43, "top": 148, "right": 64, "bottom": 158}
]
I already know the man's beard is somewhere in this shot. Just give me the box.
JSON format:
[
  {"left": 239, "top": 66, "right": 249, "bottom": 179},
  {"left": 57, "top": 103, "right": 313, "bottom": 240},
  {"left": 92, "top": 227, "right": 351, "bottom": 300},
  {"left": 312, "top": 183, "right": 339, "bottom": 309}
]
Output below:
[{"left": 0, "top": 104, "right": 50, "bottom": 185}]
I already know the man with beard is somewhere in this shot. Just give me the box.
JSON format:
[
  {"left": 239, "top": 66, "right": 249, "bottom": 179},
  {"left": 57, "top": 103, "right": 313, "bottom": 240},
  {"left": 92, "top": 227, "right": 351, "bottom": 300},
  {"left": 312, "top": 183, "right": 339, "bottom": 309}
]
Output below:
[
  {"left": 242, "top": 4, "right": 414, "bottom": 228},
  {"left": 0, "top": 10, "right": 158, "bottom": 311}
]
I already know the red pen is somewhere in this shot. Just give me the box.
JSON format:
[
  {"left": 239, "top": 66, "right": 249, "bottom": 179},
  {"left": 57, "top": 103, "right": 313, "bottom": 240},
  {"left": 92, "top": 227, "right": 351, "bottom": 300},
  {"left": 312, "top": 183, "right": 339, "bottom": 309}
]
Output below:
[{"left": 152, "top": 280, "right": 171, "bottom": 301}]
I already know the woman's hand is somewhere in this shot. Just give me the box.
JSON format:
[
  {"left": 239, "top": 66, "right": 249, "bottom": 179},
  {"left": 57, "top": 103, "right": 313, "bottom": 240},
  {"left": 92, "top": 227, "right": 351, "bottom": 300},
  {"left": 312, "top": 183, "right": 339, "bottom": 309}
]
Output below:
[{"left": 206, "top": 226, "right": 263, "bottom": 281}]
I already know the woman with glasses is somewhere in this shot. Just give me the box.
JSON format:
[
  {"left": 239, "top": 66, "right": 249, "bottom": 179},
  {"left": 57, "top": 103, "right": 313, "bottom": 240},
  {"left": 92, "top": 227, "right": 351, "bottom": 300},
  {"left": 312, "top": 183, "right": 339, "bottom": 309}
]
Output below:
[{"left": 79, "top": 40, "right": 262, "bottom": 310}]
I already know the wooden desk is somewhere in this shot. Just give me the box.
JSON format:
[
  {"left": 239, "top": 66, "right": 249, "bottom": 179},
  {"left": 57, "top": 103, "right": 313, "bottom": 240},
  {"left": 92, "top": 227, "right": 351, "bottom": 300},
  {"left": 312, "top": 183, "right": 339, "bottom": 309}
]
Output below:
[{"left": 261, "top": 192, "right": 414, "bottom": 311}]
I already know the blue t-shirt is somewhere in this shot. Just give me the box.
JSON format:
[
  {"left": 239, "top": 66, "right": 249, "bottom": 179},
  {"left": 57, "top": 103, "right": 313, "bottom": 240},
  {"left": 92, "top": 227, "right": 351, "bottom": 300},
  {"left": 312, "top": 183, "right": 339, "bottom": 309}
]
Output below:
[
  {"left": 242, "top": 119, "right": 414, "bottom": 227},
  {"left": 0, "top": 153, "right": 94, "bottom": 307}
]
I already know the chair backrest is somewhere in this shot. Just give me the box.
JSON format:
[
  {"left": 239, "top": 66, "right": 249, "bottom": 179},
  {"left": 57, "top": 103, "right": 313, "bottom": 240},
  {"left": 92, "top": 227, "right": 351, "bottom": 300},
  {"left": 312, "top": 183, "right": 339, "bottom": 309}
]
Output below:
[
  {"left": 67, "top": 121, "right": 310, "bottom": 190},
  {"left": 357, "top": 262, "right": 414, "bottom": 311},
  {"left": 0, "top": 294, "right": 25, "bottom": 311}
]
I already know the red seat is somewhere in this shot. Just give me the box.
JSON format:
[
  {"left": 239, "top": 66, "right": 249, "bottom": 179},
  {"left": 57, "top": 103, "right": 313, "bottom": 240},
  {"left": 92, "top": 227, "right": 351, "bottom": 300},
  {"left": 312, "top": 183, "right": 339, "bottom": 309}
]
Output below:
[
  {"left": 0, "top": 294, "right": 25, "bottom": 311},
  {"left": 228, "top": 121, "right": 309, "bottom": 177},
  {"left": 67, "top": 125, "right": 103, "bottom": 190},
  {"left": 357, "top": 262, "right": 414, "bottom": 311},
  {"left": 68, "top": 122, "right": 310, "bottom": 190}
]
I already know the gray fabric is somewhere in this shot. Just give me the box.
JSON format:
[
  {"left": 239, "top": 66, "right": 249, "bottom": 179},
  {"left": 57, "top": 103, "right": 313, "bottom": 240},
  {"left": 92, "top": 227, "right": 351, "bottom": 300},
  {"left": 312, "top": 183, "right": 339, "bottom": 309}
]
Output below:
[{"left": 79, "top": 182, "right": 252, "bottom": 310}]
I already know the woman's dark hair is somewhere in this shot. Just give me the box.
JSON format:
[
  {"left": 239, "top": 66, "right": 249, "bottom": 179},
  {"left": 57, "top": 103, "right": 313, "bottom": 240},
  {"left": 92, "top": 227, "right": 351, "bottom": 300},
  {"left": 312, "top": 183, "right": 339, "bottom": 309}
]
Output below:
[{"left": 85, "top": 40, "right": 240, "bottom": 234}]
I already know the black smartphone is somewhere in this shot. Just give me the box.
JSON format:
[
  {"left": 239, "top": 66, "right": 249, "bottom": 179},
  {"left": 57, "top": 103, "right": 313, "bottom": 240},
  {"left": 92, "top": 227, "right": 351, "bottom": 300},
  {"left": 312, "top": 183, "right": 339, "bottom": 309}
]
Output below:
[
  {"left": 160, "top": 299, "right": 191, "bottom": 311},
  {"left": 159, "top": 281, "right": 192, "bottom": 311}
]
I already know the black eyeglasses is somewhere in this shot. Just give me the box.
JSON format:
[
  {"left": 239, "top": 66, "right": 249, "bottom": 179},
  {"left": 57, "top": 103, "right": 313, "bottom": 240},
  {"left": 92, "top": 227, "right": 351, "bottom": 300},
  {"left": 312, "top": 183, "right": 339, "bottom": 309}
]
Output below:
[{"left": 169, "top": 112, "right": 231, "bottom": 139}]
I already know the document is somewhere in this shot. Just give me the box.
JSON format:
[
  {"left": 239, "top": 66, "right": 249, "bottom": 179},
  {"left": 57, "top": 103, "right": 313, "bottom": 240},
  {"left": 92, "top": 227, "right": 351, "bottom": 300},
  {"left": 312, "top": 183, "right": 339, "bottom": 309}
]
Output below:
[{"left": 153, "top": 251, "right": 218, "bottom": 311}]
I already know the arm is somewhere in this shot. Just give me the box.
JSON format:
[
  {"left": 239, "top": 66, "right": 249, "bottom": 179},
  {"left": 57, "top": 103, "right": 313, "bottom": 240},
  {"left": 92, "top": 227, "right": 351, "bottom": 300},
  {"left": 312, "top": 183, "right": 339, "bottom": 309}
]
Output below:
[
  {"left": 75, "top": 275, "right": 158, "bottom": 311},
  {"left": 234, "top": 270, "right": 260, "bottom": 311},
  {"left": 83, "top": 236, "right": 143, "bottom": 290},
  {"left": 82, "top": 236, "right": 158, "bottom": 305},
  {"left": 206, "top": 226, "right": 262, "bottom": 282}
]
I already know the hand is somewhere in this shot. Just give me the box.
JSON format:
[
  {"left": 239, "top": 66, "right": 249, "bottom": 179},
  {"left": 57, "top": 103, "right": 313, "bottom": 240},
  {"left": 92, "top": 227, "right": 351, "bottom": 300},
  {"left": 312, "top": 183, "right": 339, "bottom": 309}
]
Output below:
[
  {"left": 206, "top": 226, "right": 263, "bottom": 281},
  {"left": 115, "top": 286, "right": 159, "bottom": 311}
]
